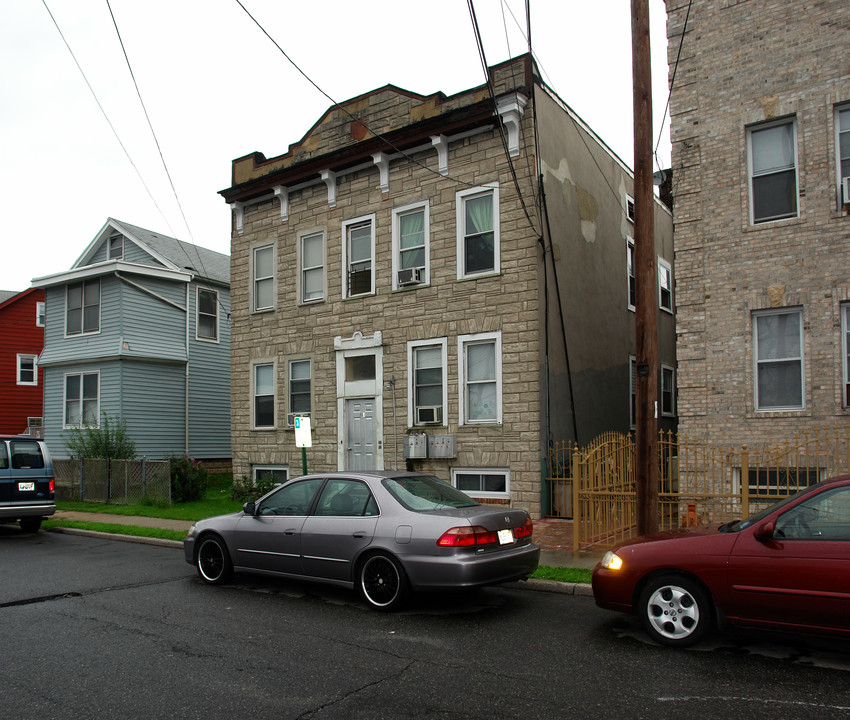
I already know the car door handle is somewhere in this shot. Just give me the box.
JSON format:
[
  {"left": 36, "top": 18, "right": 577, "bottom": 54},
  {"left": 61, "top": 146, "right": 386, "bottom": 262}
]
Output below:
[
  {"left": 285, "top": 529, "right": 297, "bottom": 535},
  {"left": 352, "top": 531, "right": 366, "bottom": 538}
]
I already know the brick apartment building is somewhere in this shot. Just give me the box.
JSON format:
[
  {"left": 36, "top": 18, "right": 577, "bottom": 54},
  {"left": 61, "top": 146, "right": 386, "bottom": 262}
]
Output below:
[
  {"left": 221, "top": 55, "right": 674, "bottom": 517},
  {"left": 667, "top": 0, "right": 850, "bottom": 450}
]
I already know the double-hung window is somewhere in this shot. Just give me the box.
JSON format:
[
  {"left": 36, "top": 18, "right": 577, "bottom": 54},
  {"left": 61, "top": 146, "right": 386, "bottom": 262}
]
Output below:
[
  {"left": 288, "top": 359, "right": 311, "bottom": 419},
  {"left": 343, "top": 215, "right": 375, "bottom": 297},
  {"left": 197, "top": 288, "right": 218, "bottom": 341},
  {"left": 36, "top": 302, "right": 45, "bottom": 328},
  {"left": 253, "top": 245, "right": 274, "bottom": 311},
  {"left": 253, "top": 362, "right": 275, "bottom": 429},
  {"left": 64, "top": 372, "right": 99, "bottom": 427},
  {"left": 627, "top": 238, "right": 636, "bottom": 311},
  {"left": 392, "top": 202, "right": 429, "bottom": 288},
  {"left": 408, "top": 339, "right": 447, "bottom": 426},
  {"left": 661, "top": 365, "right": 676, "bottom": 416},
  {"left": 66, "top": 279, "right": 100, "bottom": 335},
  {"left": 457, "top": 184, "right": 499, "bottom": 278},
  {"left": 108, "top": 233, "right": 123, "bottom": 260},
  {"left": 754, "top": 308, "right": 804, "bottom": 411},
  {"left": 300, "top": 231, "right": 324, "bottom": 303},
  {"left": 458, "top": 332, "right": 501, "bottom": 425},
  {"left": 837, "top": 105, "right": 850, "bottom": 206},
  {"left": 748, "top": 119, "right": 798, "bottom": 224},
  {"left": 658, "top": 258, "right": 673, "bottom": 313},
  {"left": 17, "top": 354, "right": 37, "bottom": 386}
]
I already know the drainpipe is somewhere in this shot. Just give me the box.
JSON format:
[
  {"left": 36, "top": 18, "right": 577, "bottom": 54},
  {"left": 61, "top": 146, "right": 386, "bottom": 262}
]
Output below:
[{"left": 185, "top": 284, "right": 190, "bottom": 455}]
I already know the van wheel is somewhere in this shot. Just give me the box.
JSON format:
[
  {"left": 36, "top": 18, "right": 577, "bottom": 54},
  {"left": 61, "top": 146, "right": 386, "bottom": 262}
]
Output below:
[{"left": 20, "top": 518, "right": 42, "bottom": 533}]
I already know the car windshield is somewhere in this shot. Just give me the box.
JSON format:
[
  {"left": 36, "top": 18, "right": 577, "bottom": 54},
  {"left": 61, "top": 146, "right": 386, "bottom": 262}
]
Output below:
[
  {"left": 721, "top": 485, "right": 815, "bottom": 532},
  {"left": 383, "top": 475, "right": 479, "bottom": 512}
]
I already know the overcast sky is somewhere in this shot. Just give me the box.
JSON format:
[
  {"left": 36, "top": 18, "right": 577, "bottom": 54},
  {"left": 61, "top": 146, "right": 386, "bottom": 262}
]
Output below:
[{"left": 1, "top": 0, "right": 670, "bottom": 291}]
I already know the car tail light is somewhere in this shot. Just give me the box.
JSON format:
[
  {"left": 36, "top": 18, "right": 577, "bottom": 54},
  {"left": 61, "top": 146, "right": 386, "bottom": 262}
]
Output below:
[
  {"left": 49, "top": 479, "right": 55, "bottom": 492},
  {"left": 514, "top": 518, "right": 533, "bottom": 539},
  {"left": 437, "top": 526, "right": 498, "bottom": 547}
]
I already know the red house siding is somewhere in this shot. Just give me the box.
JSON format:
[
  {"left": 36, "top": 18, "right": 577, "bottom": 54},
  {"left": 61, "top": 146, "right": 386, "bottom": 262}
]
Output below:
[{"left": 0, "top": 288, "right": 45, "bottom": 435}]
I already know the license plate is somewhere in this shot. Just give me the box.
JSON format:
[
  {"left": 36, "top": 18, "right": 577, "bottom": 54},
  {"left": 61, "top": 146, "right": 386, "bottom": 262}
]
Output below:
[
  {"left": 497, "top": 528, "right": 514, "bottom": 545},
  {"left": 18, "top": 482, "right": 35, "bottom": 492}
]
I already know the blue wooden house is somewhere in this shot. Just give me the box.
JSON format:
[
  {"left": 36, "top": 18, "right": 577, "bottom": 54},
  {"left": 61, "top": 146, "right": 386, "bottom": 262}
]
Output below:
[{"left": 32, "top": 218, "right": 231, "bottom": 462}]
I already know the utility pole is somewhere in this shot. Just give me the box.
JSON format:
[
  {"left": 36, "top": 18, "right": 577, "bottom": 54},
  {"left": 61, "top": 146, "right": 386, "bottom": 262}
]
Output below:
[{"left": 631, "top": 0, "right": 659, "bottom": 535}]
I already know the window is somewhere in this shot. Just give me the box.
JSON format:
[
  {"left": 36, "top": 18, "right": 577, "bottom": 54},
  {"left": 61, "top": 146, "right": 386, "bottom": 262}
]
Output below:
[
  {"left": 626, "top": 195, "right": 635, "bottom": 223},
  {"left": 197, "top": 288, "right": 218, "bottom": 341},
  {"left": 661, "top": 365, "right": 675, "bottom": 417},
  {"left": 289, "top": 359, "right": 311, "bottom": 419},
  {"left": 253, "top": 245, "right": 274, "bottom": 311},
  {"left": 408, "top": 339, "right": 447, "bottom": 426},
  {"left": 252, "top": 465, "right": 289, "bottom": 486},
  {"left": 658, "top": 258, "right": 673, "bottom": 312},
  {"left": 342, "top": 215, "right": 375, "bottom": 297},
  {"left": 300, "top": 231, "right": 324, "bottom": 303},
  {"left": 748, "top": 119, "right": 798, "bottom": 224},
  {"left": 452, "top": 468, "right": 509, "bottom": 498},
  {"left": 253, "top": 362, "right": 275, "bottom": 428},
  {"left": 457, "top": 185, "right": 500, "bottom": 278},
  {"left": 17, "top": 355, "right": 37, "bottom": 386},
  {"left": 108, "top": 233, "right": 123, "bottom": 260},
  {"left": 64, "top": 372, "right": 99, "bottom": 427},
  {"left": 842, "top": 304, "right": 850, "bottom": 407},
  {"left": 837, "top": 105, "right": 850, "bottom": 205},
  {"left": 629, "top": 355, "right": 637, "bottom": 428},
  {"left": 392, "top": 202, "right": 429, "bottom": 288},
  {"left": 257, "top": 478, "right": 323, "bottom": 516},
  {"left": 458, "top": 332, "right": 501, "bottom": 425},
  {"left": 36, "top": 302, "right": 45, "bottom": 328},
  {"left": 776, "top": 485, "right": 850, "bottom": 540},
  {"left": 314, "top": 478, "right": 378, "bottom": 517},
  {"left": 66, "top": 279, "right": 100, "bottom": 335},
  {"left": 754, "top": 308, "right": 804, "bottom": 411},
  {"left": 627, "top": 237, "right": 636, "bottom": 311}
]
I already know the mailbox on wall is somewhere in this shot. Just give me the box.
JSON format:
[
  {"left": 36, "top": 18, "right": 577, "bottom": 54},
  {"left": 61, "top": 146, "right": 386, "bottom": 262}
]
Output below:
[
  {"left": 428, "top": 434, "right": 457, "bottom": 458},
  {"left": 403, "top": 433, "right": 427, "bottom": 459}
]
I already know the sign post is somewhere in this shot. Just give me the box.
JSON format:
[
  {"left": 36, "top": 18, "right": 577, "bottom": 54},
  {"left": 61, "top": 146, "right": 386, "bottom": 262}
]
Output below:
[{"left": 293, "top": 416, "right": 312, "bottom": 475}]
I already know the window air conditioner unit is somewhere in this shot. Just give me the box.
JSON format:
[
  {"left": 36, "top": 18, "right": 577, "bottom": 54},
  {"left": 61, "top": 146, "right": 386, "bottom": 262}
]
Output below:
[
  {"left": 287, "top": 412, "right": 311, "bottom": 427},
  {"left": 842, "top": 177, "right": 850, "bottom": 206},
  {"left": 397, "top": 267, "right": 424, "bottom": 286},
  {"left": 416, "top": 405, "right": 442, "bottom": 425}
]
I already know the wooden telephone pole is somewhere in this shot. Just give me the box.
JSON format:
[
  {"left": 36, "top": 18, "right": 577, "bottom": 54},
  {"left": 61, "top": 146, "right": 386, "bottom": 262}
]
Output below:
[{"left": 632, "top": 0, "right": 659, "bottom": 535}]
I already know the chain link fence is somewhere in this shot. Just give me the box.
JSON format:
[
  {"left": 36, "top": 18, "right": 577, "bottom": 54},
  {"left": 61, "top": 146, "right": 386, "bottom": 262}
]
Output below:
[{"left": 54, "top": 458, "right": 171, "bottom": 505}]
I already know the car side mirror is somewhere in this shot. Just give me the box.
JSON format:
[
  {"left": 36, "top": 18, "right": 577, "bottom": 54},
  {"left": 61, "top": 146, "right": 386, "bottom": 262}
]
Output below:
[
  {"left": 753, "top": 520, "right": 775, "bottom": 542},
  {"left": 243, "top": 501, "right": 256, "bottom": 516}
]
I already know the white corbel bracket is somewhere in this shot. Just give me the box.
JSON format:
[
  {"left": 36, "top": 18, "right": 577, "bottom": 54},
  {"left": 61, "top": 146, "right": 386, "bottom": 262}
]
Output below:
[
  {"left": 495, "top": 93, "right": 528, "bottom": 157},
  {"left": 230, "top": 202, "right": 245, "bottom": 235},
  {"left": 431, "top": 135, "right": 449, "bottom": 176},
  {"left": 372, "top": 152, "right": 390, "bottom": 193},
  {"left": 320, "top": 170, "right": 337, "bottom": 208},
  {"left": 273, "top": 185, "right": 289, "bottom": 223}
]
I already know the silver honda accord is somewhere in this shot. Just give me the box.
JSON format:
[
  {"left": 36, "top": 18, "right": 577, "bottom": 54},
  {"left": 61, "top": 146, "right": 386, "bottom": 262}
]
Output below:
[{"left": 184, "top": 471, "right": 540, "bottom": 610}]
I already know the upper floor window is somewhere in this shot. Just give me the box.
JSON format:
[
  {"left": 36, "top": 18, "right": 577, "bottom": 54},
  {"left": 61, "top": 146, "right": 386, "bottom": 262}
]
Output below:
[
  {"left": 627, "top": 237, "right": 636, "bottom": 311},
  {"left": 658, "top": 258, "right": 673, "bottom": 313},
  {"left": 343, "top": 215, "right": 375, "bottom": 298},
  {"left": 458, "top": 332, "right": 501, "bottom": 425},
  {"left": 626, "top": 195, "right": 635, "bottom": 223},
  {"left": 392, "top": 202, "right": 429, "bottom": 289},
  {"left": 108, "top": 233, "right": 123, "bottom": 260},
  {"left": 837, "top": 105, "right": 850, "bottom": 206},
  {"left": 64, "top": 371, "right": 99, "bottom": 428},
  {"left": 197, "top": 287, "right": 218, "bottom": 341},
  {"left": 36, "top": 302, "right": 45, "bottom": 328},
  {"left": 66, "top": 278, "right": 100, "bottom": 335},
  {"left": 842, "top": 305, "right": 850, "bottom": 407},
  {"left": 754, "top": 308, "right": 804, "bottom": 411},
  {"left": 253, "top": 245, "right": 274, "bottom": 312},
  {"left": 748, "top": 119, "right": 798, "bottom": 224},
  {"left": 408, "top": 339, "right": 447, "bottom": 426},
  {"left": 457, "top": 184, "right": 500, "bottom": 279},
  {"left": 17, "top": 355, "right": 37, "bottom": 386},
  {"left": 253, "top": 362, "right": 275, "bottom": 429},
  {"left": 661, "top": 365, "right": 676, "bottom": 417},
  {"left": 288, "top": 359, "right": 312, "bottom": 421},
  {"left": 300, "top": 231, "right": 324, "bottom": 303}
]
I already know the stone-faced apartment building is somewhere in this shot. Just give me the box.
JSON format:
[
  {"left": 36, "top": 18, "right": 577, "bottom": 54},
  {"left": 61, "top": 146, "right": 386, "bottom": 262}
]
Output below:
[
  {"left": 221, "top": 54, "right": 674, "bottom": 517},
  {"left": 667, "top": 0, "right": 850, "bottom": 450}
]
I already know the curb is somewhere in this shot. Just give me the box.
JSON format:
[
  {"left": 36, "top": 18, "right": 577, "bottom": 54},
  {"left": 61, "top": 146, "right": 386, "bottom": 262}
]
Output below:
[{"left": 48, "top": 526, "right": 183, "bottom": 550}]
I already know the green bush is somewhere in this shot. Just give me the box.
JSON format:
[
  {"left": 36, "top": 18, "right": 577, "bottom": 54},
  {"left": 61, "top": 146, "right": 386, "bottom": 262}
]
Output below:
[
  {"left": 66, "top": 413, "right": 136, "bottom": 460},
  {"left": 230, "top": 473, "right": 278, "bottom": 503},
  {"left": 170, "top": 455, "right": 209, "bottom": 504}
]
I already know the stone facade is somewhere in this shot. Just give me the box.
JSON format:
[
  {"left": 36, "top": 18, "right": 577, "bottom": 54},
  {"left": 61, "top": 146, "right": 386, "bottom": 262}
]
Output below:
[{"left": 667, "top": 0, "right": 850, "bottom": 447}]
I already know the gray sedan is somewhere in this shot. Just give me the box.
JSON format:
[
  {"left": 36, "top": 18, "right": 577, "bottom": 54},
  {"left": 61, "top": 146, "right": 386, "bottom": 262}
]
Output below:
[{"left": 184, "top": 471, "right": 540, "bottom": 610}]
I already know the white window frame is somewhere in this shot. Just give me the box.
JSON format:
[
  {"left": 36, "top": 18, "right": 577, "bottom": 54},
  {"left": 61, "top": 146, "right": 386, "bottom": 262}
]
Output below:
[
  {"left": 288, "top": 358, "right": 312, "bottom": 422},
  {"left": 108, "top": 233, "right": 124, "bottom": 260},
  {"left": 36, "top": 302, "right": 45, "bottom": 328},
  {"left": 407, "top": 338, "right": 448, "bottom": 427},
  {"left": 252, "top": 244, "right": 275, "bottom": 312},
  {"left": 661, "top": 364, "right": 676, "bottom": 417},
  {"left": 626, "top": 194, "right": 636, "bottom": 223},
  {"left": 252, "top": 360, "right": 276, "bottom": 430},
  {"left": 392, "top": 201, "right": 430, "bottom": 290},
  {"left": 456, "top": 184, "right": 500, "bottom": 280},
  {"left": 63, "top": 371, "right": 100, "bottom": 429},
  {"left": 196, "top": 287, "right": 219, "bottom": 342},
  {"left": 836, "top": 104, "right": 850, "bottom": 207},
  {"left": 299, "top": 230, "right": 325, "bottom": 304},
  {"left": 747, "top": 118, "right": 799, "bottom": 224},
  {"left": 65, "top": 278, "right": 101, "bottom": 337},
  {"left": 252, "top": 465, "right": 289, "bottom": 486},
  {"left": 842, "top": 304, "right": 850, "bottom": 408},
  {"left": 17, "top": 354, "right": 37, "bottom": 386},
  {"left": 451, "top": 467, "right": 510, "bottom": 500},
  {"left": 458, "top": 331, "right": 502, "bottom": 426},
  {"left": 626, "top": 237, "right": 636, "bottom": 312},
  {"left": 753, "top": 308, "right": 805, "bottom": 412},
  {"left": 658, "top": 257, "right": 673, "bottom": 313},
  {"left": 342, "top": 214, "right": 376, "bottom": 298}
]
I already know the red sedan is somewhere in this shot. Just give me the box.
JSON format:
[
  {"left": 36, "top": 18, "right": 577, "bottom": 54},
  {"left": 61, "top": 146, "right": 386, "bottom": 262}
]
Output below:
[{"left": 592, "top": 475, "right": 850, "bottom": 646}]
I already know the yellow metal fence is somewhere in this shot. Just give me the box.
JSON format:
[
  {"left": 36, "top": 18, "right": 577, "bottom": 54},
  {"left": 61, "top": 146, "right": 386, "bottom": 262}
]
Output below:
[{"left": 546, "top": 425, "right": 850, "bottom": 549}]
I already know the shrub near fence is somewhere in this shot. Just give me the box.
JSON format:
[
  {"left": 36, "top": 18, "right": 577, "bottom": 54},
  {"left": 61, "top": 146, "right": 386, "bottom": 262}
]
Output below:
[{"left": 54, "top": 458, "right": 171, "bottom": 504}]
